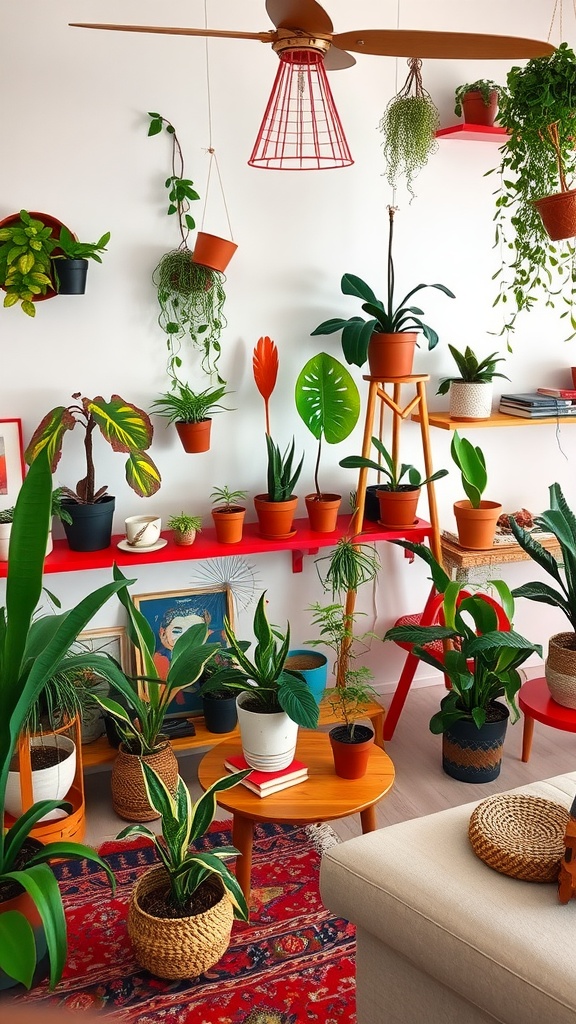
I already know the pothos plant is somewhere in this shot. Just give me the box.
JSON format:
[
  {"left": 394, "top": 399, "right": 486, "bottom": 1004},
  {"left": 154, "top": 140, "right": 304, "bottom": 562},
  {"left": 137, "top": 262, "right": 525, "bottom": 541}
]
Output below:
[
  {"left": 379, "top": 57, "right": 440, "bottom": 201},
  {"left": 148, "top": 112, "right": 227, "bottom": 383},
  {"left": 491, "top": 44, "right": 576, "bottom": 344}
]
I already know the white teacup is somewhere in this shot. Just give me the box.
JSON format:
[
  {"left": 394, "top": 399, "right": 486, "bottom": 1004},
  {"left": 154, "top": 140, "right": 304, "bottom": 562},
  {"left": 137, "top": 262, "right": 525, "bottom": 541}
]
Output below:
[{"left": 125, "top": 515, "right": 161, "bottom": 547}]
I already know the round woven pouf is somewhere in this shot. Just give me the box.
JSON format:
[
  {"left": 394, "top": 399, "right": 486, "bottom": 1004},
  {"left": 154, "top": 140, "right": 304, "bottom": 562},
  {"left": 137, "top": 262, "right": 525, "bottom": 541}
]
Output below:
[{"left": 469, "top": 794, "right": 570, "bottom": 882}]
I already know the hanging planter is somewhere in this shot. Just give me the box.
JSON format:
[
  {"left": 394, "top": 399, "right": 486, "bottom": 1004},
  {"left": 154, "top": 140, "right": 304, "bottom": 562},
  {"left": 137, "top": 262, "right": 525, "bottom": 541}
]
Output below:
[
  {"left": 379, "top": 57, "right": 440, "bottom": 201},
  {"left": 192, "top": 232, "right": 237, "bottom": 273}
]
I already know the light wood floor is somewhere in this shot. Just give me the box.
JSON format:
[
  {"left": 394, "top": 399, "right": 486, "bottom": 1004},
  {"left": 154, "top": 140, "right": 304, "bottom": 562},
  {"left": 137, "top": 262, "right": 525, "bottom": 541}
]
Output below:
[{"left": 82, "top": 683, "right": 576, "bottom": 847}]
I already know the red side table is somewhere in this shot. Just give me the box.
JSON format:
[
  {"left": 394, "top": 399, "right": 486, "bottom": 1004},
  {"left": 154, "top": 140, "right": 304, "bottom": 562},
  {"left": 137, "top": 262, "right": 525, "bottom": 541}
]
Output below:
[{"left": 518, "top": 677, "right": 576, "bottom": 762}]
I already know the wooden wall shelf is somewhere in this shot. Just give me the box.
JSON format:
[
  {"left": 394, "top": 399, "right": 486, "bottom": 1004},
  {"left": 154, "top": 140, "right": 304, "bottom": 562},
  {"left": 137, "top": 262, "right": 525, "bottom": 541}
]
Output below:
[
  {"left": 411, "top": 411, "right": 576, "bottom": 431},
  {"left": 436, "top": 124, "right": 508, "bottom": 142}
]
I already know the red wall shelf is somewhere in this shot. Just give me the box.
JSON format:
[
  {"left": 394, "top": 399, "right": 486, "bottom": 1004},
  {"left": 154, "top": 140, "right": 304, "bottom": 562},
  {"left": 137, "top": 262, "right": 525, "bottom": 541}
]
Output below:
[
  {"left": 436, "top": 124, "right": 508, "bottom": 142},
  {"left": 0, "top": 515, "right": 434, "bottom": 579}
]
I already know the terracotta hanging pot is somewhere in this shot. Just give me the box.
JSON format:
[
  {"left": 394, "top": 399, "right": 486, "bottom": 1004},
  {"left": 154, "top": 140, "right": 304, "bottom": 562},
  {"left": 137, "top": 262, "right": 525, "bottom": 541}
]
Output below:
[
  {"left": 545, "top": 632, "right": 576, "bottom": 709},
  {"left": 211, "top": 506, "right": 246, "bottom": 544},
  {"left": 533, "top": 189, "right": 576, "bottom": 242},
  {"left": 192, "top": 232, "right": 238, "bottom": 273},
  {"left": 461, "top": 90, "right": 499, "bottom": 126},
  {"left": 305, "top": 493, "right": 341, "bottom": 533},
  {"left": 253, "top": 494, "right": 298, "bottom": 539},
  {"left": 367, "top": 332, "right": 417, "bottom": 379},
  {"left": 377, "top": 486, "right": 420, "bottom": 528},
  {"left": 175, "top": 419, "right": 211, "bottom": 453},
  {"left": 449, "top": 381, "right": 493, "bottom": 421},
  {"left": 329, "top": 725, "right": 374, "bottom": 780},
  {"left": 453, "top": 500, "right": 502, "bottom": 550}
]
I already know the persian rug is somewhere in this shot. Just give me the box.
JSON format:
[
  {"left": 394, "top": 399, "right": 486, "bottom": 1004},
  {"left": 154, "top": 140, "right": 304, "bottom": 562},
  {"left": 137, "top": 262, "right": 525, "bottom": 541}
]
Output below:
[{"left": 9, "top": 821, "right": 356, "bottom": 1023}]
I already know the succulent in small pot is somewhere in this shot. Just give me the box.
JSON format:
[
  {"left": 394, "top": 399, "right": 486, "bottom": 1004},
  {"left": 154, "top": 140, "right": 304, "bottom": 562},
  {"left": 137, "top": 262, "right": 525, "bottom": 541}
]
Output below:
[
  {"left": 152, "top": 379, "right": 231, "bottom": 454},
  {"left": 211, "top": 485, "right": 247, "bottom": 545},
  {"left": 450, "top": 431, "right": 501, "bottom": 549},
  {"left": 51, "top": 226, "right": 110, "bottom": 294},
  {"left": 167, "top": 512, "right": 202, "bottom": 546},
  {"left": 454, "top": 79, "right": 504, "bottom": 125},
  {"left": 254, "top": 434, "right": 304, "bottom": 539},
  {"left": 312, "top": 206, "right": 455, "bottom": 374},
  {"left": 437, "top": 344, "right": 509, "bottom": 420}
]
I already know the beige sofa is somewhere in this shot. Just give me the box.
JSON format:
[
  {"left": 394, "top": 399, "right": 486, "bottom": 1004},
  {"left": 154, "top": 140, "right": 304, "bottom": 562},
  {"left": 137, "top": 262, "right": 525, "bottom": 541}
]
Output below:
[{"left": 320, "top": 772, "right": 576, "bottom": 1024}]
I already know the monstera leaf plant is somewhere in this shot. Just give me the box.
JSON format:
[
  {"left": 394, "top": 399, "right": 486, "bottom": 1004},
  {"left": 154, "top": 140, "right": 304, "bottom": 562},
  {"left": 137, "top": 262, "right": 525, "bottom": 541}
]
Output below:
[{"left": 295, "top": 352, "right": 360, "bottom": 500}]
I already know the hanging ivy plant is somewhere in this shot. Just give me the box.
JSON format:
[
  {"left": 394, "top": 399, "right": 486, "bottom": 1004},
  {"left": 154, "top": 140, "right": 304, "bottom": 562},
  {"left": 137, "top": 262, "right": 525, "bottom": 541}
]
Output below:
[
  {"left": 148, "top": 112, "right": 226, "bottom": 382},
  {"left": 379, "top": 57, "right": 439, "bottom": 201}
]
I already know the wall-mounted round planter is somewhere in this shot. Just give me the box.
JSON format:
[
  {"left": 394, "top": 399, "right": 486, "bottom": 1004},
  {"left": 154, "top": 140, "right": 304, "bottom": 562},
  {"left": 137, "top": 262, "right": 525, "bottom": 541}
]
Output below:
[{"left": 0, "top": 211, "right": 70, "bottom": 302}]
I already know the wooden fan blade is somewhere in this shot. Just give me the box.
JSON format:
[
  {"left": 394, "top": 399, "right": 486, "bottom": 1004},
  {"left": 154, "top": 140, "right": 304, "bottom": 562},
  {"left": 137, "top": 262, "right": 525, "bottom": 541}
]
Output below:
[
  {"left": 324, "top": 45, "right": 356, "bottom": 70},
  {"left": 69, "top": 23, "right": 274, "bottom": 43},
  {"left": 332, "top": 29, "right": 556, "bottom": 60},
  {"left": 265, "top": 0, "right": 333, "bottom": 34}
]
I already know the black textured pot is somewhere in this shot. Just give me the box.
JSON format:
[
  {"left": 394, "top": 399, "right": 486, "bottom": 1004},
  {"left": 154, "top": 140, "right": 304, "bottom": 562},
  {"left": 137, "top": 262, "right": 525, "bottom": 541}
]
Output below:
[
  {"left": 202, "top": 692, "right": 238, "bottom": 734},
  {"left": 53, "top": 258, "right": 88, "bottom": 294},
  {"left": 441, "top": 700, "right": 509, "bottom": 783},
  {"left": 363, "top": 485, "right": 381, "bottom": 524},
  {"left": 62, "top": 496, "right": 115, "bottom": 552}
]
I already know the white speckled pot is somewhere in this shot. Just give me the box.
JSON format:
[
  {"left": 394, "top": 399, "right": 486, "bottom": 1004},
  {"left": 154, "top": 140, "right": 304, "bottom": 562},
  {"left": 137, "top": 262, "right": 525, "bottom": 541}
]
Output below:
[{"left": 449, "top": 381, "right": 493, "bottom": 421}]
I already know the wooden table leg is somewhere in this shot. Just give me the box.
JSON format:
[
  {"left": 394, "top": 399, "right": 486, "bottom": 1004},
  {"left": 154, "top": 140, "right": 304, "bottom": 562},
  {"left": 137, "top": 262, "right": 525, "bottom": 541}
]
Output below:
[
  {"left": 370, "top": 709, "right": 385, "bottom": 749},
  {"left": 521, "top": 713, "right": 535, "bottom": 763},
  {"left": 232, "top": 813, "right": 255, "bottom": 905},
  {"left": 360, "top": 805, "right": 377, "bottom": 833}
]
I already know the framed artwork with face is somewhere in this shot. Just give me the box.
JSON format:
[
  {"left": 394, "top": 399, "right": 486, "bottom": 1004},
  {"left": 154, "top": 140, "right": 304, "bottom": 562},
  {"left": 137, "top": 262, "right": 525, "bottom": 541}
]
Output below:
[{"left": 132, "top": 585, "right": 233, "bottom": 717}]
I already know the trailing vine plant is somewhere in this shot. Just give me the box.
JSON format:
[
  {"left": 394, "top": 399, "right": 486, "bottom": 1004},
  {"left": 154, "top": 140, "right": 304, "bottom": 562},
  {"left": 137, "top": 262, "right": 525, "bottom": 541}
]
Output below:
[
  {"left": 148, "top": 112, "right": 227, "bottom": 383},
  {"left": 490, "top": 44, "right": 576, "bottom": 344},
  {"left": 379, "top": 57, "right": 439, "bottom": 201}
]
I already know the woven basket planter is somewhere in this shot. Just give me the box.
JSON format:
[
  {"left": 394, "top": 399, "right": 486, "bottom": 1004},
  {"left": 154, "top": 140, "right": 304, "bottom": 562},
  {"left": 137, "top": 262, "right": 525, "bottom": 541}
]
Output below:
[
  {"left": 128, "top": 866, "right": 234, "bottom": 979},
  {"left": 111, "top": 741, "right": 178, "bottom": 822},
  {"left": 545, "top": 631, "right": 576, "bottom": 709},
  {"left": 469, "top": 794, "right": 569, "bottom": 882}
]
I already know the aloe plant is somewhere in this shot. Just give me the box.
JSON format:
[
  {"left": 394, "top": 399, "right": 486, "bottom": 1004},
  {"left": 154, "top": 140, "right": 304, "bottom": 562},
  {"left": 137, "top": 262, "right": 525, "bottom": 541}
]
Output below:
[
  {"left": 265, "top": 434, "right": 304, "bottom": 503},
  {"left": 295, "top": 352, "right": 360, "bottom": 498}
]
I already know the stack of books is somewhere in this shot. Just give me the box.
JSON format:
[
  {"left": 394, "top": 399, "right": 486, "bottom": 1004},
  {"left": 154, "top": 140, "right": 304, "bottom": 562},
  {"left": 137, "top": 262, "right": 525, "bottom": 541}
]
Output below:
[
  {"left": 499, "top": 392, "right": 576, "bottom": 418},
  {"left": 224, "top": 752, "right": 309, "bottom": 797}
]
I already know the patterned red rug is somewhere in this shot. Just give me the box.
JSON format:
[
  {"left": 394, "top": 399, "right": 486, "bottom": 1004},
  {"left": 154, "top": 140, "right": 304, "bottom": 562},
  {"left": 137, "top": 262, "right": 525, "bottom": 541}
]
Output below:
[{"left": 9, "top": 821, "right": 356, "bottom": 1023}]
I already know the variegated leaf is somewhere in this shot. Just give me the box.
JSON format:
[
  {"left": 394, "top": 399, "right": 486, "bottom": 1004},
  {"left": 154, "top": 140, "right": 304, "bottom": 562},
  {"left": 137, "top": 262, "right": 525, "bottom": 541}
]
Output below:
[
  {"left": 24, "top": 407, "right": 75, "bottom": 469},
  {"left": 88, "top": 395, "right": 154, "bottom": 453},
  {"left": 124, "top": 450, "right": 162, "bottom": 497}
]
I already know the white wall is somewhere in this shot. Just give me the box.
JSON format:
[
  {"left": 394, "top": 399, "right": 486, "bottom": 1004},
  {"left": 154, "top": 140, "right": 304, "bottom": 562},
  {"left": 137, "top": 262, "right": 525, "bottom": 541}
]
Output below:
[{"left": 1, "top": 0, "right": 574, "bottom": 692}]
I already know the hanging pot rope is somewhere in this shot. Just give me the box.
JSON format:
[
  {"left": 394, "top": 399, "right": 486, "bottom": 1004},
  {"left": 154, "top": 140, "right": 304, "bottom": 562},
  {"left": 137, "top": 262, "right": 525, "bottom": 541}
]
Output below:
[{"left": 200, "top": 0, "right": 234, "bottom": 240}]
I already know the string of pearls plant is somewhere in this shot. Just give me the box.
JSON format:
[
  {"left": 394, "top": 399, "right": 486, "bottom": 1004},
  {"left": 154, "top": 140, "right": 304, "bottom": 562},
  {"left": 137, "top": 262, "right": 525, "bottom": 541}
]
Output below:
[{"left": 379, "top": 57, "right": 440, "bottom": 202}]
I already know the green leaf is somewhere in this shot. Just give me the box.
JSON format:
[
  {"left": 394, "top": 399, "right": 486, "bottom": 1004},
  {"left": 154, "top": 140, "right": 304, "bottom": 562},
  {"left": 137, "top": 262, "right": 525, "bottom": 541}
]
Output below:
[
  {"left": 4, "top": 863, "right": 67, "bottom": 989},
  {"left": 295, "top": 352, "right": 360, "bottom": 444},
  {"left": 124, "top": 449, "right": 162, "bottom": 497},
  {"left": 0, "top": 911, "right": 36, "bottom": 988}
]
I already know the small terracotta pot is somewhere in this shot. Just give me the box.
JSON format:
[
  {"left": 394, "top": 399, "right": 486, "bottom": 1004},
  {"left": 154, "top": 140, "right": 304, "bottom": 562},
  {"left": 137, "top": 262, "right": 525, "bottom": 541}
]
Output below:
[
  {"left": 305, "top": 493, "right": 341, "bottom": 533},
  {"left": 367, "top": 332, "right": 417, "bottom": 379},
  {"left": 329, "top": 725, "right": 374, "bottom": 780},
  {"left": 453, "top": 500, "right": 502, "bottom": 550},
  {"left": 377, "top": 487, "right": 420, "bottom": 528},
  {"left": 461, "top": 90, "right": 499, "bottom": 127},
  {"left": 533, "top": 189, "right": 576, "bottom": 242},
  {"left": 192, "top": 232, "right": 238, "bottom": 273},
  {"left": 175, "top": 419, "right": 211, "bottom": 453},
  {"left": 253, "top": 494, "right": 298, "bottom": 539},
  {"left": 212, "top": 506, "right": 246, "bottom": 544}
]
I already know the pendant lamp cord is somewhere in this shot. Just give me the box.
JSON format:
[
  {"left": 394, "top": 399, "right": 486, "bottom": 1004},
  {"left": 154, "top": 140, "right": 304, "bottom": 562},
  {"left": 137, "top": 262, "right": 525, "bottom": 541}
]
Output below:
[{"left": 201, "top": 0, "right": 234, "bottom": 240}]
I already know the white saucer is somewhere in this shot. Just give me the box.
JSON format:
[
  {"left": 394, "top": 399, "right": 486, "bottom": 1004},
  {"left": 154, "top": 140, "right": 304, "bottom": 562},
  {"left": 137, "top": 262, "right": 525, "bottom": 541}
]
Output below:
[{"left": 117, "top": 538, "right": 168, "bottom": 554}]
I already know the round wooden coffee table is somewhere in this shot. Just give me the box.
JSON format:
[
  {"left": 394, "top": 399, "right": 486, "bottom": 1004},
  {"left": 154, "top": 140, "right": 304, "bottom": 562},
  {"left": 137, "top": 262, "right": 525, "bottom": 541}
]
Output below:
[{"left": 198, "top": 730, "right": 395, "bottom": 906}]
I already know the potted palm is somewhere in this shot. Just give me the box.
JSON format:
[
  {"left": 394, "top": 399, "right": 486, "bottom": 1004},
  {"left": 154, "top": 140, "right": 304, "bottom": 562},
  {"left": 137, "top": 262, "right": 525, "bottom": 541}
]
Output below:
[
  {"left": 295, "top": 351, "right": 360, "bottom": 533},
  {"left": 509, "top": 483, "right": 576, "bottom": 710},
  {"left": 454, "top": 79, "right": 504, "bottom": 126},
  {"left": 254, "top": 434, "right": 304, "bottom": 539},
  {"left": 339, "top": 435, "right": 448, "bottom": 528},
  {"left": 152, "top": 379, "right": 231, "bottom": 453},
  {"left": 0, "top": 210, "right": 56, "bottom": 316},
  {"left": 201, "top": 592, "right": 319, "bottom": 771},
  {"left": 450, "top": 431, "right": 502, "bottom": 549},
  {"left": 312, "top": 206, "right": 455, "bottom": 377},
  {"left": 51, "top": 225, "right": 110, "bottom": 294},
  {"left": 384, "top": 542, "right": 541, "bottom": 781},
  {"left": 119, "top": 762, "right": 250, "bottom": 979},
  {"left": 437, "top": 344, "right": 509, "bottom": 420},
  {"left": 167, "top": 511, "right": 202, "bottom": 546},
  {"left": 211, "top": 485, "right": 247, "bottom": 544},
  {"left": 0, "top": 450, "right": 134, "bottom": 990},
  {"left": 379, "top": 57, "right": 440, "bottom": 201},
  {"left": 25, "top": 393, "right": 161, "bottom": 551}
]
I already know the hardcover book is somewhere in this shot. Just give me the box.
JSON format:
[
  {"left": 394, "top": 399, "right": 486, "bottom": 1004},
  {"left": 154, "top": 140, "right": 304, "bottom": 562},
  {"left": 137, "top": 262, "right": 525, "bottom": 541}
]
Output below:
[
  {"left": 537, "top": 388, "right": 576, "bottom": 399},
  {"left": 223, "top": 753, "right": 308, "bottom": 793},
  {"left": 499, "top": 402, "right": 576, "bottom": 418},
  {"left": 500, "top": 392, "right": 572, "bottom": 407}
]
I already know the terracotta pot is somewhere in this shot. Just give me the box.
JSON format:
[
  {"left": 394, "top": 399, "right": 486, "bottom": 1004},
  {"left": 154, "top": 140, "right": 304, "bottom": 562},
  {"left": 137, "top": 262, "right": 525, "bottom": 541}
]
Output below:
[
  {"left": 212, "top": 506, "right": 246, "bottom": 544},
  {"left": 545, "top": 632, "right": 576, "bottom": 709},
  {"left": 304, "top": 493, "right": 341, "bottom": 533},
  {"left": 128, "top": 867, "right": 233, "bottom": 979},
  {"left": 175, "top": 419, "right": 211, "bottom": 453},
  {"left": 329, "top": 725, "right": 374, "bottom": 780},
  {"left": 441, "top": 700, "right": 509, "bottom": 783},
  {"left": 253, "top": 494, "right": 298, "bottom": 539},
  {"left": 453, "top": 500, "right": 502, "bottom": 550},
  {"left": 461, "top": 90, "right": 499, "bottom": 127},
  {"left": 192, "top": 232, "right": 238, "bottom": 273},
  {"left": 367, "top": 332, "right": 417, "bottom": 379},
  {"left": 377, "top": 486, "right": 420, "bottom": 528},
  {"left": 449, "top": 381, "right": 493, "bottom": 421},
  {"left": 111, "top": 741, "right": 178, "bottom": 822},
  {"left": 533, "top": 189, "right": 576, "bottom": 242}
]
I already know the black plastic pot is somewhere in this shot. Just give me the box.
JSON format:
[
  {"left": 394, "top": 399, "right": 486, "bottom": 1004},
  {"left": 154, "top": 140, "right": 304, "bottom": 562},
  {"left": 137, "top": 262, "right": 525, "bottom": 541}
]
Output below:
[
  {"left": 53, "top": 258, "right": 88, "bottom": 294},
  {"left": 202, "top": 692, "right": 238, "bottom": 734},
  {"left": 62, "top": 496, "right": 115, "bottom": 552}
]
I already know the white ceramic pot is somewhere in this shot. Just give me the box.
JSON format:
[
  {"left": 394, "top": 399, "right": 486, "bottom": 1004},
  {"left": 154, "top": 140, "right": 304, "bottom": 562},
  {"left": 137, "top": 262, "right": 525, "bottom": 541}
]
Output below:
[
  {"left": 449, "top": 381, "right": 493, "bottom": 421},
  {"left": 5, "top": 735, "right": 76, "bottom": 820},
  {"left": 0, "top": 523, "right": 11, "bottom": 561},
  {"left": 236, "top": 690, "right": 299, "bottom": 771}
]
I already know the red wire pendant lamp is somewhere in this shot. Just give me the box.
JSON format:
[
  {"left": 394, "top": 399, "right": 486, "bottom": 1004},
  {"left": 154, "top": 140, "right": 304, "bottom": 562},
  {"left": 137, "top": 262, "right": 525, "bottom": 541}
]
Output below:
[{"left": 248, "top": 36, "right": 353, "bottom": 170}]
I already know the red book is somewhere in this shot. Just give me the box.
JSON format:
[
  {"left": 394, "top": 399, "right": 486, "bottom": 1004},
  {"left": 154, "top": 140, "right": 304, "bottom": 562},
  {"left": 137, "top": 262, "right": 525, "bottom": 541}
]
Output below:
[
  {"left": 224, "top": 752, "right": 308, "bottom": 791},
  {"left": 537, "top": 388, "right": 576, "bottom": 399}
]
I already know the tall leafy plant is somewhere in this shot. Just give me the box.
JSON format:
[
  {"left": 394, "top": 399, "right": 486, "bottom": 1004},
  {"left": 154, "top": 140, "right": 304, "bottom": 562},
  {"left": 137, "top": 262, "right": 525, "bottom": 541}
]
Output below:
[{"left": 295, "top": 352, "right": 360, "bottom": 498}]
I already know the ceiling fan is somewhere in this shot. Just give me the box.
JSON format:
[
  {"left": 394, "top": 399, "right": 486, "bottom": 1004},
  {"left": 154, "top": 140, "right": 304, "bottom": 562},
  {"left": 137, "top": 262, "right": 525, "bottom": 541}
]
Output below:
[{"left": 70, "top": 0, "right": 555, "bottom": 170}]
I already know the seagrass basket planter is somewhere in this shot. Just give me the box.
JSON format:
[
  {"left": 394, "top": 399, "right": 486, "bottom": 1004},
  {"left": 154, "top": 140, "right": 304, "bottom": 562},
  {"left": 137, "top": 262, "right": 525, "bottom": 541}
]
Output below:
[
  {"left": 128, "top": 866, "right": 234, "bottom": 979},
  {"left": 545, "top": 632, "right": 576, "bottom": 709},
  {"left": 111, "top": 741, "right": 178, "bottom": 822}
]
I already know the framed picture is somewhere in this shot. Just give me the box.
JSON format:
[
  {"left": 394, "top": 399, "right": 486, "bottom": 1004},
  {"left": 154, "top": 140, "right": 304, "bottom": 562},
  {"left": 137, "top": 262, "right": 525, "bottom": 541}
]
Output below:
[
  {"left": 132, "top": 586, "right": 233, "bottom": 718},
  {"left": 77, "top": 626, "right": 132, "bottom": 676},
  {"left": 0, "top": 418, "right": 25, "bottom": 512}
]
